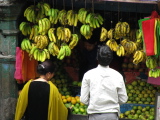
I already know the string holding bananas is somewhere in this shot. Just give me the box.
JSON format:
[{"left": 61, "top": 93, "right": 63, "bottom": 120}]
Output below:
[
  {"left": 114, "top": 21, "right": 130, "bottom": 37},
  {"left": 19, "top": 22, "right": 31, "bottom": 36},
  {"left": 100, "top": 27, "right": 108, "bottom": 42},
  {"left": 48, "top": 28, "right": 57, "bottom": 43},
  {"left": 69, "top": 34, "right": 79, "bottom": 49},
  {"left": 57, "top": 43, "right": 72, "bottom": 60},
  {"left": 34, "top": 35, "right": 49, "bottom": 49},
  {"left": 86, "top": 13, "right": 104, "bottom": 28},
  {"left": 29, "top": 25, "right": 39, "bottom": 40},
  {"left": 146, "top": 56, "right": 158, "bottom": 69},
  {"left": 121, "top": 38, "right": 137, "bottom": 54},
  {"left": 116, "top": 45, "right": 125, "bottom": 57},
  {"left": 30, "top": 46, "right": 50, "bottom": 62},
  {"left": 106, "top": 39, "right": 118, "bottom": 52},
  {"left": 56, "top": 27, "right": 71, "bottom": 42},
  {"left": 24, "top": 5, "right": 36, "bottom": 23},
  {"left": 21, "top": 38, "right": 32, "bottom": 51},
  {"left": 67, "top": 10, "right": 78, "bottom": 26},
  {"left": 48, "top": 42, "right": 60, "bottom": 56},
  {"left": 80, "top": 24, "right": 93, "bottom": 39},
  {"left": 58, "top": 9, "right": 68, "bottom": 25},
  {"left": 149, "top": 68, "right": 160, "bottom": 78},
  {"left": 48, "top": 8, "right": 59, "bottom": 24},
  {"left": 133, "top": 50, "right": 146, "bottom": 65},
  {"left": 78, "top": 8, "right": 88, "bottom": 24},
  {"left": 38, "top": 18, "right": 51, "bottom": 34}
]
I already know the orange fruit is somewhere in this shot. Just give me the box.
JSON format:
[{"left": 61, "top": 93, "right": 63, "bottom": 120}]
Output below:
[
  {"left": 75, "top": 96, "right": 80, "bottom": 99},
  {"left": 63, "top": 99, "right": 67, "bottom": 103},
  {"left": 71, "top": 97, "right": 75, "bottom": 100},
  {"left": 67, "top": 97, "right": 72, "bottom": 102},
  {"left": 76, "top": 98, "right": 80, "bottom": 103},
  {"left": 71, "top": 99, "right": 77, "bottom": 104},
  {"left": 62, "top": 96, "right": 66, "bottom": 99}
]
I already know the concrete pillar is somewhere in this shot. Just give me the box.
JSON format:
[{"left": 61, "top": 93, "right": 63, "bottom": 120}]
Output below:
[{"left": 0, "top": 1, "right": 25, "bottom": 120}]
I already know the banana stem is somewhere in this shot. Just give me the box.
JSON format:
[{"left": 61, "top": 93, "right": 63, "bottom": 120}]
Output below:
[{"left": 92, "top": 0, "right": 94, "bottom": 13}]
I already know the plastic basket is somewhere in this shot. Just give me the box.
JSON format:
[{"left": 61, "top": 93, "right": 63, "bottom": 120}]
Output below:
[{"left": 120, "top": 103, "right": 154, "bottom": 113}]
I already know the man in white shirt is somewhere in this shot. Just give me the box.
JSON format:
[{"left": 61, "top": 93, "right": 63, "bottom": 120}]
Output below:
[{"left": 80, "top": 45, "right": 128, "bottom": 120}]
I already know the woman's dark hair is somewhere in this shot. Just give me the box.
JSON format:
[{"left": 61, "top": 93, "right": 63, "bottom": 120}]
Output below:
[
  {"left": 37, "top": 59, "right": 55, "bottom": 75},
  {"left": 97, "top": 45, "right": 113, "bottom": 66}
]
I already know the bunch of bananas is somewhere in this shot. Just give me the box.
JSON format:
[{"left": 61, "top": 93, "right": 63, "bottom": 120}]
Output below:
[
  {"left": 34, "top": 35, "right": 49, "bottom": 49},
  {"left": 21, "top": 38, "right": 32, "bottom": 51},
  {"left": 48, "top": 8, "right": 59, "bottom": 24},
  {"left": 48, "top": 42, "right": 60, "bottom": 56},
  {"left": 121, "top": 38, "right": 137, "bottom": 54},
  {"left": 37, "top": 2, "right": 51, "bottom": 17},
  {"left": 29, "top": 25, "right": 39, "bottom": 40},
  {"left": 67, "top": 10, "right": 78, "bottom": 26},
  {"left": 86, "top": 13, "right": 104, "bottom": 28},
  {"left": 56, "top": 27, "right": 71, "bottom": 42},
  {"left": 58, "top": 9, "right": 68, "bottom": 25},
  {"left": 133, "top": 50, "right": 146, "bottom": 64},
  {"left": 57, "top": 43, "right": 72, "bottom": 60},
  {"left": 106, "top": 39, "right": 118, "bottom": 51},
  {"left": 19, "top": 22, "right": 31, "bottom": 36},
  {"left": 78, "top": 8, "right": 88, "bottom": 24},
  {"left": 149, "top": 69, "right": 160, "bottom": 78},
  {"left": 136, "top": 29, "right": 143, "bottom": 43},
  {"left": 69, "top": 34, "right": 79, "bottom": 49},
  {"left": 116, "top": 45, "right": 125, "bottom": 57},
  {"left": 108, "top": 29, "right": 114, "bottom": 39},
  {"left": 146, "top": 56, "right": 158, "bottom": 69},
  {"left": 30, "top": 46, "right": 50, "bottom": 62},
  {"left": 80, "top": 24, "right": 93, "bottom": 39},
  {"left": 24, "top": 5, "right": 36, "bottom": 23},
  {"left": 114, "top": 22, "right": 130, "bottom": 37},
  {"left": 38, "top": 18, "right": 51, "bottom": 34},
  {"left": 100, "top": 27, "right": 108, "bottom": 42},
  {"left": 48, "top": 28, "right": 57, "bottom": 43}
]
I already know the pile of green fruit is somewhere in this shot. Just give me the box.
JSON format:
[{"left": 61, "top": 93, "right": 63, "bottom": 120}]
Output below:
[
  {"left": 51, "top": 60, "right": 72, "bottom": 96},
  {"left": 61, "top": 95, "right": 88, "bottom": 115},
  {"left": 126, "top": 79, "right": 158, "bottom": 104},
  {"left": 120, "top": 105, "right": 154, "bottom": 120}
]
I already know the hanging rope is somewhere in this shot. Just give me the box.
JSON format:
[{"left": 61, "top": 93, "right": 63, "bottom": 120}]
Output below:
[
  {"left": 63, "top": 0, "right": 65, "bottom": 10},
  {"left": 92, "top": 0, "right": 94, "bottom": 13},
  {"left": 118, "top": 2, "right": 120, "bottom": 21},
  {"left": 72, "top": 0, "right": 75, "bottom": 33}
]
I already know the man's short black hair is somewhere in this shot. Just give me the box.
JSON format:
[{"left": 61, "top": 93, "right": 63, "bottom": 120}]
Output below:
[{"left": 97, "top": 45, "right": 113, "bottom": 66}]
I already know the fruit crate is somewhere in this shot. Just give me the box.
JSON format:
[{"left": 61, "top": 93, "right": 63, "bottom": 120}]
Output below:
[{"left": 120, "top": 103, "right": 154, "bottom": 113}]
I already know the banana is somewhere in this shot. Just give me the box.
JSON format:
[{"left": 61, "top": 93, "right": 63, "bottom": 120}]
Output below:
[
  {"left": 57, "top": 45, "right": 66, "bottom": 60},
  {"left": 100, "top": 27, "right": 108, "bottom": 42},
  {"left": 69, "top": 34, "right": 79, "bottom": 49},
  {"left": 106, "top": 39, "right": 118, "bottom": 51},
  {"left": 44, "top": 49, "right": 50, "bottom": 59}
]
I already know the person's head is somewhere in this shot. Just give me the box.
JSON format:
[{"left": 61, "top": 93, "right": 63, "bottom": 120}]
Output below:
[
  {"left": 97, "top": 45, "right": 113, "bottom": 66},
  {"left": 37, "top": 59, "right": 55, "bottom": 80}
]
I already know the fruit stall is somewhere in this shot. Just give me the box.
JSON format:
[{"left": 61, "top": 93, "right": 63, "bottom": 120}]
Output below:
[{"left": 1, "top": 0, "right": 160, "bottom": 119}]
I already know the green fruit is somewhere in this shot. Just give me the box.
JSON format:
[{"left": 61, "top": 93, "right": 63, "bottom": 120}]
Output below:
[{"left": 131, "top": 81, "right": 138, "bottom": 86}]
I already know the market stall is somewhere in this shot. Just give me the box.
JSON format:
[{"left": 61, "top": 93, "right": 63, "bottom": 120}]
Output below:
[{"left": 14, "top": 0, "right": 160, "bottom": 120}]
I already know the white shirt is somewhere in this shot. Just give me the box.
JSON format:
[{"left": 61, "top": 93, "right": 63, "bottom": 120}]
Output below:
[{"left": 80, "top": 65, "right": 128, "bottom": 116}]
